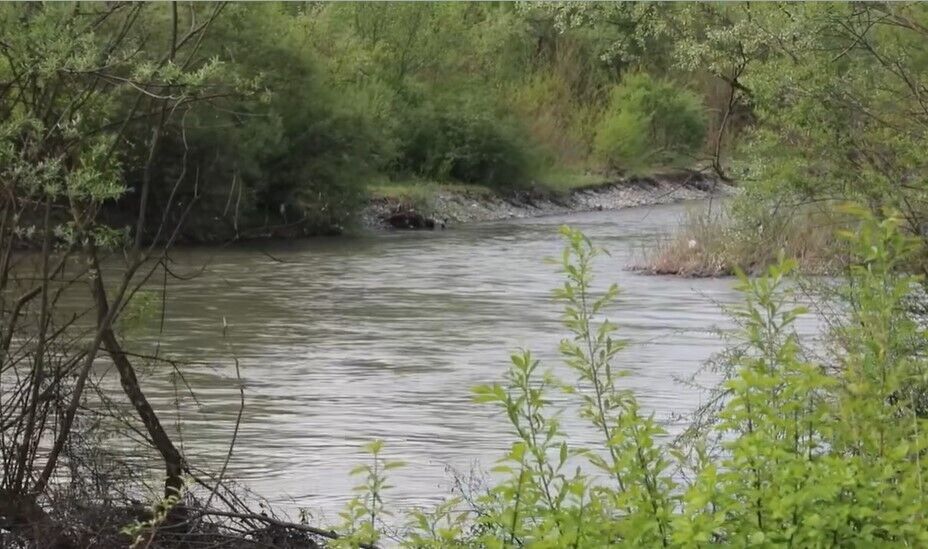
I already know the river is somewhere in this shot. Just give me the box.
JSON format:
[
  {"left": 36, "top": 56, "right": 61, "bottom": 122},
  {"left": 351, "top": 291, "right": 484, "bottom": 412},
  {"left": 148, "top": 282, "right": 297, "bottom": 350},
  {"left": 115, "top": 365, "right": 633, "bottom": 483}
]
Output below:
[{"left": 126, "top": 200, "right": 804, "bottom": 519}]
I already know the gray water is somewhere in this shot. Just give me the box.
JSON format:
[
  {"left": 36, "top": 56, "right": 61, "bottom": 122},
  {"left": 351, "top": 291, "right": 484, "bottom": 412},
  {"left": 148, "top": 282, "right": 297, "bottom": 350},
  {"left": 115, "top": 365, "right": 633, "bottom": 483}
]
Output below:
[{"left": 132, "top": 201, "right": 756, "bottom": 517}]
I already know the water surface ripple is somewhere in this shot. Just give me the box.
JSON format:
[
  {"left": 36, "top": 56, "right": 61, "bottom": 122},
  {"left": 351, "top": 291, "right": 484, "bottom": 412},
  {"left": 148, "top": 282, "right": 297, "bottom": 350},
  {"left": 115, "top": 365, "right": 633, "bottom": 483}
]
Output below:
[{"left": 133, "top": 202, "right": 772, "bottom": 515}]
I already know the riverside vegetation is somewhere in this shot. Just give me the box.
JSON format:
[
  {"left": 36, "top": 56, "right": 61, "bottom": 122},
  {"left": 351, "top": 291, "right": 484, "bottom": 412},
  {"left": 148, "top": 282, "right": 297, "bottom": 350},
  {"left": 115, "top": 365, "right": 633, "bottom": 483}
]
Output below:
[
  {"left": 634, "top": 3, "right": 928, "bottom": 276},
  {"left": 2, "top": 2, "right": 928, "bottom": 548},
  {"left": 0, "top": 2, "right": 720, "bottom": 245}
]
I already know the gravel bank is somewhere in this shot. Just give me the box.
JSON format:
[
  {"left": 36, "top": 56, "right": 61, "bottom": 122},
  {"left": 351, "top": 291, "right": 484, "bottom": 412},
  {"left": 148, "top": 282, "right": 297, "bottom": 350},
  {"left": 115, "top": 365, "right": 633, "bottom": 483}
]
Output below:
[{"left": 361, "top": 173, "right": 734, "bottom": 230}]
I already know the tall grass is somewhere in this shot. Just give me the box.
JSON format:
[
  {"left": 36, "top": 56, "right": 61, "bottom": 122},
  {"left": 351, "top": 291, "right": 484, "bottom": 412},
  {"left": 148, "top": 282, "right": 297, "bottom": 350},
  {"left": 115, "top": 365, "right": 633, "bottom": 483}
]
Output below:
[{"left": 638, "top": 203, "right": 848, "bottom": 277}]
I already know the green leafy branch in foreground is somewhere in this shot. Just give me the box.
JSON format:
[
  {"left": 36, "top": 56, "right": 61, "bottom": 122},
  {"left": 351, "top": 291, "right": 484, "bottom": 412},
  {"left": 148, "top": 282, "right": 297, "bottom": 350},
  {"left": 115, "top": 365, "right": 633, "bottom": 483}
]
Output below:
[
  {"left": 337, "top": 210, "right": 928, "bottom": 548},
  {"left": 334, "top": 440, "right": 407, "bottom": 548},
  {"left": 122, "top": 484, "right": 185, "bottom": 549}
]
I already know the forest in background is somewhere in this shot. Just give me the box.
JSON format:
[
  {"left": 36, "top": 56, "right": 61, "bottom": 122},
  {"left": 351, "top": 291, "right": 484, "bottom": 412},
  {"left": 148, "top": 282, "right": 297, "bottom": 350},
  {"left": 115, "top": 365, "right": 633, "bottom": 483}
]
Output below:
[{"left": 2, "top": 2, "right": 729, "bottom": 243}]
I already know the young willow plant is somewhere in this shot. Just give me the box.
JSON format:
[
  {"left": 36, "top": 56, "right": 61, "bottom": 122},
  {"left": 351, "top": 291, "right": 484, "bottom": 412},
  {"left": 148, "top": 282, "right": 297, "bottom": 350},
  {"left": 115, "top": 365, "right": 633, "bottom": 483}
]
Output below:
[
  {"left": 334, "top": 440, "right": 405, "bottom": 548},
  {"left": 827, "top": 207, "right": 928, "bottom": 544},
  {"left": 554, "top": 226, "right": 676, "bottom": 547},
  {"left": 673, "top": 257, "right": 838, "bottom": 546},
  {"left": 470, "top": 226, "right": 678, "bottom": 548},
  {"left": 472, "top": 349, "right": 578, "bottom": 547},
  {"left": 405, "top": 496, "right": 470, "bottom": 549}
]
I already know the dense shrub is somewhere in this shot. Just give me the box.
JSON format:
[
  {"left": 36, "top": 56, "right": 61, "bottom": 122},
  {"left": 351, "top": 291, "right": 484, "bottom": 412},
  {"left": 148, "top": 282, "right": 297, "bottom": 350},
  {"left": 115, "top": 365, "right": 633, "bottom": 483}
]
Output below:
[
  {"left": 594, "top": 73, "right": 707, "bottom": 173},
  {"left": 396, "top": 98, "right": 537, "bottom": 188},
  {"left": 136, "top": 4, "right": 395, "bottom": 240}
]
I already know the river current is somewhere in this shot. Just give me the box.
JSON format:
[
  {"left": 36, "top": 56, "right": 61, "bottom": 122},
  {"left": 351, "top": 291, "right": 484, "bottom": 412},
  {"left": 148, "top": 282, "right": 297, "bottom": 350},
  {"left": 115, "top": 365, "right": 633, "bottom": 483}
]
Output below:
[{"left": 126, "top": 201, "right": 803, "bottom": 518}]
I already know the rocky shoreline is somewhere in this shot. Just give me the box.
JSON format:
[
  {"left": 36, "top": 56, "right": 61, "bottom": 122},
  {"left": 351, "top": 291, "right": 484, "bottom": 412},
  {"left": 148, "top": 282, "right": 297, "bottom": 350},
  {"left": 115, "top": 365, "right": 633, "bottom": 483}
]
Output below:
[{"left": 361, "top": 172, "right": 734, "bottom": 230}]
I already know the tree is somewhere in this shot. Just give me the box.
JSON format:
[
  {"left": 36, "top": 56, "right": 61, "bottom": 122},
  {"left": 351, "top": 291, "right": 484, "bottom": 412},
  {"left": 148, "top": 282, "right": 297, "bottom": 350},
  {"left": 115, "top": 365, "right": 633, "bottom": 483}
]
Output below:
[
  {"left": 0, "top": 2, "right": 230, "bottom": 540},
  {"left": 685, "top": 4, "right": 928, "bottom": 258}
]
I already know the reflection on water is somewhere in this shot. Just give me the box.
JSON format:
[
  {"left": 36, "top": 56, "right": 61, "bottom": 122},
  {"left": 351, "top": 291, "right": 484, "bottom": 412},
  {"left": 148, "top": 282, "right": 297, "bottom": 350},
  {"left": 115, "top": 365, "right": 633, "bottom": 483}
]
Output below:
[{"left": 122, "top": 202, "right": 785, "bottom": 516}]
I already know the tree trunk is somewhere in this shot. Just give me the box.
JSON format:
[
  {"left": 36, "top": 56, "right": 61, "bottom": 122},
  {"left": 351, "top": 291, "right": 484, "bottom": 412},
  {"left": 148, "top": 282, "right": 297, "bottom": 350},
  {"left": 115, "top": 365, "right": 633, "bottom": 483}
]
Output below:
[
  {"left": 89, "top": 252, "right": 184, "bottom": 499},
  {"left": 101, "top": 327, "right": 185, "bottom": 498}
]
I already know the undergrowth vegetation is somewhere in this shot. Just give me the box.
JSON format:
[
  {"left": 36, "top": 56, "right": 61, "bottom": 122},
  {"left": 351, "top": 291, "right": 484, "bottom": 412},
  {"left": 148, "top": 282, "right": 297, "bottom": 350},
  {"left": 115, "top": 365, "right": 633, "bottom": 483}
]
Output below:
[{"left": 331, "top": 214, "right": 928, "bottom": 547}]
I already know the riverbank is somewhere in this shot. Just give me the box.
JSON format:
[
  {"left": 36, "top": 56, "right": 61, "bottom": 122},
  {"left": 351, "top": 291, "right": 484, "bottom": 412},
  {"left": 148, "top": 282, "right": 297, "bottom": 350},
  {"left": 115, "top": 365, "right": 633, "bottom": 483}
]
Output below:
[{"left": 360, "top": 172, "right": 734, "bottom": 230}]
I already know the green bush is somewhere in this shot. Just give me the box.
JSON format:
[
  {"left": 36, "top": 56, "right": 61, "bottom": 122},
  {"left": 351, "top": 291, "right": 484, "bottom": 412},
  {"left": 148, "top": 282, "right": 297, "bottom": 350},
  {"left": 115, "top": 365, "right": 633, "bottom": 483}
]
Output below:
[
  {"left": 594, "top": 73, "right": 707, "bottom": 173},
  {"left": 139, "top": 4, "right": 395, "bottom": 240},
  {"left": 396, "top": 97, "right": 537, "bottom": 189}
]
